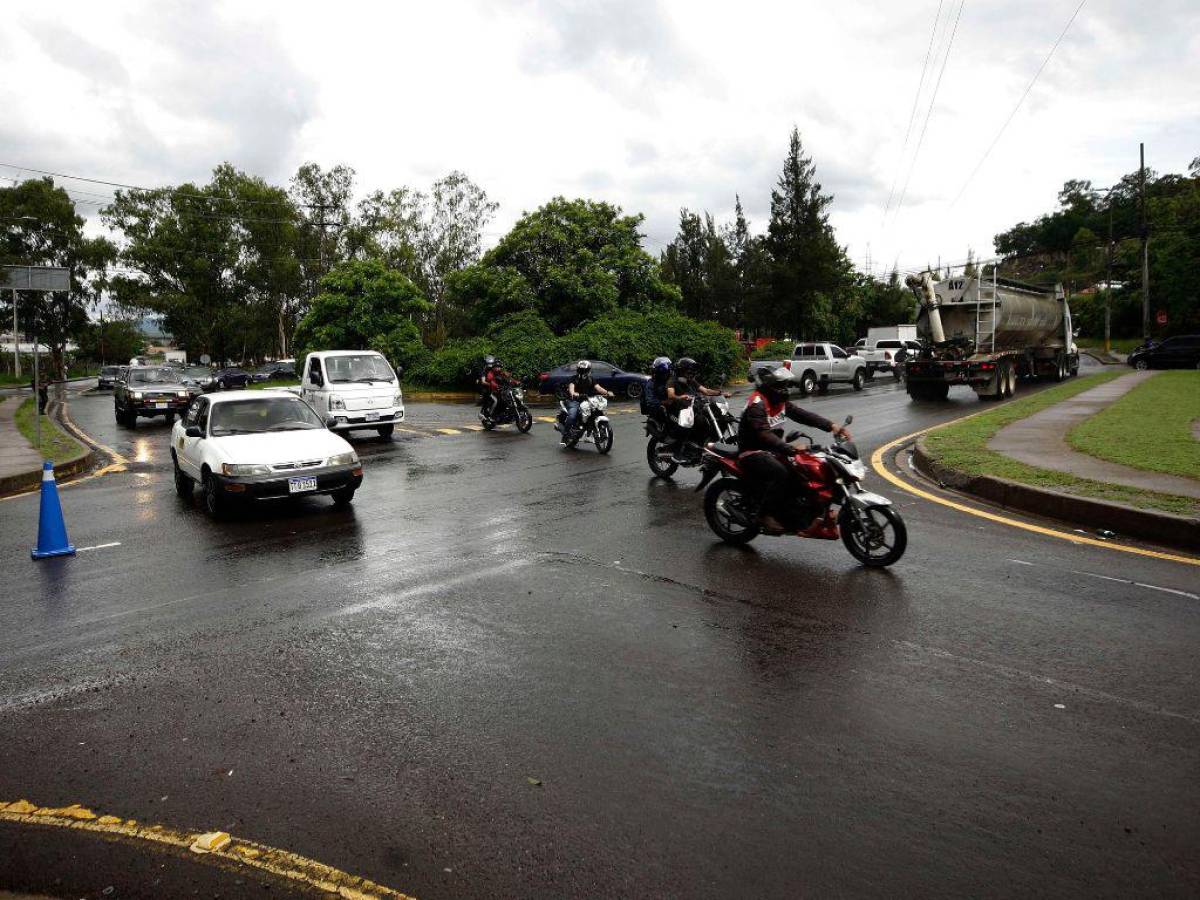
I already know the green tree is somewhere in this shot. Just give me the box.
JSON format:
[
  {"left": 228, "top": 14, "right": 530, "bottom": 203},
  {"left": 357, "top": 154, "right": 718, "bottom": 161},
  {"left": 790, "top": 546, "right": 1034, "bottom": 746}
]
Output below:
[
  {"left": 1, "top": 177, "right": 116, "bottom": 380},
  {"left": 449, "top": 197, "right": 680, "bottom": 334},
  {"left": 292, "top": 259, "right": 432, "bottom": 372},
  {"left": 765, "top": 128, "right": 853, "bottom": 340},
  {"left": 75, "top": 316, "right": 145, "bottom": 365}
]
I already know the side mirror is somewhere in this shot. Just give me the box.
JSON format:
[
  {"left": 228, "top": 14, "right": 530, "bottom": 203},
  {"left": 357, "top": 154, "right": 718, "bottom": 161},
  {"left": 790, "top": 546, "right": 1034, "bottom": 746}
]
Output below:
[
  {"left": 844, "top": 415, "right": 854, "bottom": 426},
  {"left": 309, "top": 372, "right": 323, "bottom": 387},
  {"left": 325, "top": 416, "right": 337, "bottom": 429},
  {"left": 185, "top": 425, "right": 203, "bottom": 438},
  {"left": 393, "top": 365, "right": 403, "bottom": 378},
  {"left": 786, "top": 430, "right": 801, "bottom": 443}
]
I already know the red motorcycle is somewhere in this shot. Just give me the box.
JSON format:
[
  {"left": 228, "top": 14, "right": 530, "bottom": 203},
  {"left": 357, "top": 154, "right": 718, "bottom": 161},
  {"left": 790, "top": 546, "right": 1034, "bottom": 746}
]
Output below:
[{"left": 694, "top": 416, "right": 907, "bottom": 567}]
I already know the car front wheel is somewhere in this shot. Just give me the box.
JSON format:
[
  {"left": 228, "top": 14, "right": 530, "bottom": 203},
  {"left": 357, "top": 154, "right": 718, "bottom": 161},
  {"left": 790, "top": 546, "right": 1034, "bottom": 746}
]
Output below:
[
  {"left": 332, "top": 486, "right": 356, "bottom": 506},
  {"left": 203, "top": 473, "right": 227, "bottom": 518},
  {"left": 852, "top": 369, "right": 865, "bottom": 391}
]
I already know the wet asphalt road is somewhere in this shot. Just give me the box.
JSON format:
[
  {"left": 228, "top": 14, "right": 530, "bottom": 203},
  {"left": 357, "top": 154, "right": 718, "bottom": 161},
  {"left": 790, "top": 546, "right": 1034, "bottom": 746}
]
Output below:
[{"left": 1, "top": 366, "right": 1198, "bottom": 898}]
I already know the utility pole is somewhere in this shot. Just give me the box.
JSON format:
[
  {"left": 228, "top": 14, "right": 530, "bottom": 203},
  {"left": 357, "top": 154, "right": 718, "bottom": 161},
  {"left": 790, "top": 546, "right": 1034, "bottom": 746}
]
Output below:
[
  {"left": 10, "top": 288, "right": 17, "bottom": 377},
  {"left": 1139, "top": 142, "right": 1150, "bottom": 341},
  {"left": 1104, "top": 192, "right": 1114, "bottom": 354}
]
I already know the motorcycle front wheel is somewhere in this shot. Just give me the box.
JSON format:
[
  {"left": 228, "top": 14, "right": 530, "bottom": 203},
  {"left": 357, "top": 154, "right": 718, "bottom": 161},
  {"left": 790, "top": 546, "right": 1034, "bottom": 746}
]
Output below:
[
  {"left": 516, "top": 408, "right": 533, "bottom": 433},
  {"left": 646, "top": 436, "right": 679, "bottom": 478},
  {"left": 595, "top": 421, "right": 613, "bottom": 454},
  {"left": 704, "top": 479, "right": 760, "bottom": 545},
  {"left": 839, "top": 503, "right": 907, "bottom": 567}
]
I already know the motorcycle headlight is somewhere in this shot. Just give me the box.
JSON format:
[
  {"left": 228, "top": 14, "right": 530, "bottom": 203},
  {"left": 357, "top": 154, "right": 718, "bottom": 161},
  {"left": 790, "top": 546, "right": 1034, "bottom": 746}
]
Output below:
[
  {"left": 326, "top": 451, "right": 358, "bottom": 467},
  {"left": 847, "top": 460, "right": 867, "bottom": 480},
  {"left": 329, "top": 393, "right": 346, "bottom": 410},
  {"left": 132, "top": 391, "right": 143, "bottom": 400},
  {"left": 222, "top": 463, "right": 271, "bottom": 476}
]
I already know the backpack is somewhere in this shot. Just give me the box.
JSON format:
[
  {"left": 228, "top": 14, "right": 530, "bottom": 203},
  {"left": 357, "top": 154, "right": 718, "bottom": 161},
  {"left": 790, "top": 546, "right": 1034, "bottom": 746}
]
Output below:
[{"left": 640, "top": 378, "right": 663, "bottom": 414}]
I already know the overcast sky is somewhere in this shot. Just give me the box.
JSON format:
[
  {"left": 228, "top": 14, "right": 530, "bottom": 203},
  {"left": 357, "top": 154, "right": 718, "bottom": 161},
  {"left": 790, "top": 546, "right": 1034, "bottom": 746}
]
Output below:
[{"left": 2, "top": 0, "right": 1197, "bottom": 276}]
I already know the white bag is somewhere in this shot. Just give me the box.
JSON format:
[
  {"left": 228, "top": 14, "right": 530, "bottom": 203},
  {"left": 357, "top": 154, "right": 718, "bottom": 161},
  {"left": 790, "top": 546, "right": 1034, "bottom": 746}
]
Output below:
[{"left": 677, "top": 406, "right": 695, "bottom": 429}]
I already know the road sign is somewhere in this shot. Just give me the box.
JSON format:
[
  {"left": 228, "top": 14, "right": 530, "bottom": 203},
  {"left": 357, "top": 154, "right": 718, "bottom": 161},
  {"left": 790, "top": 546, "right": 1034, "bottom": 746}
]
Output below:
[
  {"left": 200, "top": 354, "right": 211, "bottom": 365},
  {"left": 2, "top": 265, "right": 70, "bottom": 291},
  {"left": 1156, "top": 310, "right": 1167, "bottom": 326}
]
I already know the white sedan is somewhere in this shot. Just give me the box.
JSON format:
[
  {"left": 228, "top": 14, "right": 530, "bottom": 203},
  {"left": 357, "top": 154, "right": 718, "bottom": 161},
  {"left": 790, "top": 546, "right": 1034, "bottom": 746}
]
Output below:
[{"left": 171, "top": 392, "right": 364, "bottom": 517}]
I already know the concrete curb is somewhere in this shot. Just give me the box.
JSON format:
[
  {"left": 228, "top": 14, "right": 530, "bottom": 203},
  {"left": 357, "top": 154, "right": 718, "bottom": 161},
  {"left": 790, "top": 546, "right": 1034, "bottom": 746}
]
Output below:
[
  {"left": 0, "top": 396, "right": 99, "bottom": 499},
  {"left": 913, "top": 438, "right": 1200, "bottom": 552}
]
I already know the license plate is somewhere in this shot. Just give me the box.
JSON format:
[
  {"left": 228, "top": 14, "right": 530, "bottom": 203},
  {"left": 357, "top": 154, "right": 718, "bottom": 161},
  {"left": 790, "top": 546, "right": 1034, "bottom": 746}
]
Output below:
[
  {"left": 365, "top": 411, "right": 380, "bottom": 422},
  {"left": 154, "top": 402, "right": 168, "bottom": 409},
  {"left": 288, "top": 476, "right": 318, "bottom": 494}
]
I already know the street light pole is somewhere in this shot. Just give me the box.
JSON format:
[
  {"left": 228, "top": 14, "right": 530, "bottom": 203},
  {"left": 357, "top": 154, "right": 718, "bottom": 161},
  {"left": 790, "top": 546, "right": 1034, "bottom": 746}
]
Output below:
[
  {"left": 1139, "top": 142, "right": 1150, "bottom": 341},
  {"left": 1105, "top": 192, "right": 1114, "bottom": 355}
]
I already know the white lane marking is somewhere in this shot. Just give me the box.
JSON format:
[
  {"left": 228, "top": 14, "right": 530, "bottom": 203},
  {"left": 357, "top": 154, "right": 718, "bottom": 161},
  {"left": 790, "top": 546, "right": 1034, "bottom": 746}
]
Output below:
[
  {"left": 1072, "top": 570, "right": 1198, "bottom": 600},
  {"left": 76, "top": 541, "right": 121, "bottom": 553},
  {"left": 1006, "top": 559, "right": 1035, "bottom": 566},
  {"left": 1134, "top": 582, "right": 1200, "bottom": 600}
]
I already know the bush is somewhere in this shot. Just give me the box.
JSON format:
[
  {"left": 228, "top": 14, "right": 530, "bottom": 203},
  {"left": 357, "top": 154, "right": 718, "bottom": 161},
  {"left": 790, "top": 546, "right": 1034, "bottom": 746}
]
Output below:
[
  {"left": 405, "top": 337, "right": 489, "bottom": 389},
  {"left": 751, "top": 339, "right": 794, "bottom": 360}
]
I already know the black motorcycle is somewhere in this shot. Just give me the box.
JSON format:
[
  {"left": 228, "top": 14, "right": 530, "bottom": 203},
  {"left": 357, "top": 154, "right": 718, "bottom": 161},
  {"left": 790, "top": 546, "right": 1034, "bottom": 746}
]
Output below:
[
  {"left": 646, "top": 394, "right": 737, "bottom": 478},
  {"left": 480, "top": 384, "right": 534, "bottom": 433}
]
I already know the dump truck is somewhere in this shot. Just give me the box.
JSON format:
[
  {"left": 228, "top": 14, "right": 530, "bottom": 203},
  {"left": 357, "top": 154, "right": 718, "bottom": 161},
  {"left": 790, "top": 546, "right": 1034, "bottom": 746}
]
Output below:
[{"left": 902, "top": 271, "right": 1079, "bottom": 401}]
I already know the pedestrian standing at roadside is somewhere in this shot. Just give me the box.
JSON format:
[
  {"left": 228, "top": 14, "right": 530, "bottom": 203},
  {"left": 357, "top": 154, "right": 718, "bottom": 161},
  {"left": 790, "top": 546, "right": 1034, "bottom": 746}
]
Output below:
[{"left": 30, "top": 376, "right": 48, "bottom": 414}]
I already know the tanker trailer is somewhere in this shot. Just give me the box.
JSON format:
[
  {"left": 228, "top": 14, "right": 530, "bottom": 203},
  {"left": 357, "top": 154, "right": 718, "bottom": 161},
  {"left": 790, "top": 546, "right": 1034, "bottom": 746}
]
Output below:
[{"left": 903, "top": 271, "right": 1079, "bottom": 401}]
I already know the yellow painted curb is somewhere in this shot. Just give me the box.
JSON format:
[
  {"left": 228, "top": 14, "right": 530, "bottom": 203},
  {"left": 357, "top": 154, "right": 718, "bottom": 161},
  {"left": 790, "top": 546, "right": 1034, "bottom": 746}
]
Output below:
[
  {"left": 870, "top": 423, "right": 1200, "bottom": 568},
  {"left": 0, "top": 799, "right": 414, "bottom": 899}
]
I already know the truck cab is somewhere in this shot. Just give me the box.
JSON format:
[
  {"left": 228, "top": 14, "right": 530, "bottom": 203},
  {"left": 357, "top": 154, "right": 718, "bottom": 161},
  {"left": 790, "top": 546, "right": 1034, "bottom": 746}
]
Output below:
[{"left": 299, "top": 350, "right": 405, "bottom": 439}]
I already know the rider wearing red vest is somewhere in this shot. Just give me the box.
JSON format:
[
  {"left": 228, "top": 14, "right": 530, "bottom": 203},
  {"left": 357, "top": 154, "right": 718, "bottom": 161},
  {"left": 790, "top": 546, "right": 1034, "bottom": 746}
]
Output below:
[{"left": 737, "top": 367, "right": 851, "bottom": 533}]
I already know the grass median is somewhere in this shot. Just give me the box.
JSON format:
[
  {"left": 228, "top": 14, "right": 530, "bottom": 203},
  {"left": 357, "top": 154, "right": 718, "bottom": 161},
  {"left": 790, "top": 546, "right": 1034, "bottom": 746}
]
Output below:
[
  {"left": 922, "top": 371, "right": 1199, "bottom": 517},
  {"left": 1068, "top": 371, "right": 1200, "bottom": 480},
  {"left": 14, "top": 397, "right": 86, "bottom": 465}
]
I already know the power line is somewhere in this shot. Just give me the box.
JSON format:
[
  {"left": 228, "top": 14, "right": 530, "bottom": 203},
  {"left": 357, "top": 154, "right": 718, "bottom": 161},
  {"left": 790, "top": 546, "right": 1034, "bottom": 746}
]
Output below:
[
  {"left": 890, "top": 0, "right": 968, "bottom": 222},
  {"left": 951, "top": 0, "right": 1088, "bottom": 207},
  {"left": 882, "top": 0, "right": 945, "bottom": 220}
]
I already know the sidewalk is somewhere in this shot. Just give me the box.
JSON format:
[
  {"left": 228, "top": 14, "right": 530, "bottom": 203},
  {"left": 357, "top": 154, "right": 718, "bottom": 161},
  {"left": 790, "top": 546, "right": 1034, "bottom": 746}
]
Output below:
[
  {"left": 988, "top": 371, "right": 1200, "bottom": 500},
  {"left": 0, "top": 395, "right": 44, "bottom": 481}
]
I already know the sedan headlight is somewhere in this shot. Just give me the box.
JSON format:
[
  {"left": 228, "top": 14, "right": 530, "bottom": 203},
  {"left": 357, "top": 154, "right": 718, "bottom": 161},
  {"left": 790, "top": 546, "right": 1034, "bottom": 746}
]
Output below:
[
  {"left": 326, "top": 451, "right": 359, "bottom": 467},
  {"left": 329, "top": 393, "right": 346, "bottom": 410},
  {"left": 222, "top": 463, "right": 271, "bottom": 476},
  {"left": 393, "top": 390, "right": 403, "bottom": 406},
  {"left": 176, "top": 391, "right": 189, "bottom": 398},
  {"left": 132, "top": 391, "right": 143, "bottom": 399}
]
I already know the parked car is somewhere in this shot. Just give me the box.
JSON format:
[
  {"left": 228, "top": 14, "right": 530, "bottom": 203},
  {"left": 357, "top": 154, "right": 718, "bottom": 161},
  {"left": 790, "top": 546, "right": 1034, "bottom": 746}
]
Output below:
[
  {"left": 171, "top": 392, "right": 363, "bottom": 517},
  {"left": 97, "top": 366, "right": 121, "bottom": 390},
  {"left": 537, "top": 360, "right": 651, "bottom": 399},
  {"left": 1127, "top": 335, "right": 1200, "bottom": 370},
  {"left": 252, "top": 360, "right": 296, "bottom": 383},
  {"left": 113, "top": 366, "right": 192, "bottom": 427},
  {"left": 749, "top": 342, "right": 868, "bottom": 395},
  {"left": 857, "top": 338, "right": 922, "bottom": 380},
  {"left": 211, "top": 367, "right": 252, "bottom": 390},
  {"left": 177, "top": 365, "right": 217, "bottom": 399}
]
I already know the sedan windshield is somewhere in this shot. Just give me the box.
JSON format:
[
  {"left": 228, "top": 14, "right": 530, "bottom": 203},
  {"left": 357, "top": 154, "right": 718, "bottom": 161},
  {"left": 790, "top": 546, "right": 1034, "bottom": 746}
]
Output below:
[
  {"left": 325, "top": 354, "right": 394, "bottom": 383},
  {"left": 128, "top": 368, "right": 176, "bottom": 384},
  {"left": 209, "top": 398, "right": 325, "bottom": 436}
]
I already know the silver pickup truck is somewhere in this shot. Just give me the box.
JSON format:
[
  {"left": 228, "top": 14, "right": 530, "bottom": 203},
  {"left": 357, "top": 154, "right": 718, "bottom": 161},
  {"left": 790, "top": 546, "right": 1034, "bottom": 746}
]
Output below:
[{"left": 749, "top": 342, "right": 868, "bottom": 395}]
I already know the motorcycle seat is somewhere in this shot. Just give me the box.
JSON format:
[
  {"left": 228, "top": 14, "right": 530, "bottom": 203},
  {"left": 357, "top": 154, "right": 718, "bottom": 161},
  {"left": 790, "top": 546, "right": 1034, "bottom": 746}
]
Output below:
[{"left": 707, "top": 442, "right": 740, "bottom": 458}]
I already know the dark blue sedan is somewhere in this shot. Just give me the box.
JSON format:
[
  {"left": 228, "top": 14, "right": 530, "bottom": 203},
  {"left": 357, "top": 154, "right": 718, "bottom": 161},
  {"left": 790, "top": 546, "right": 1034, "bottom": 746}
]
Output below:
[{"left": 537, "top": 360, "right": 650, "bottom": 400}]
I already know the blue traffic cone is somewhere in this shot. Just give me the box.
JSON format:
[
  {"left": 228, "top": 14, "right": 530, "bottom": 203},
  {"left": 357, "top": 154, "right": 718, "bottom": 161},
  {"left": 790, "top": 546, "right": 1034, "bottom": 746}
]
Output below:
[{"left": 31, "top": 461, "right": 75, "bottom": 560}]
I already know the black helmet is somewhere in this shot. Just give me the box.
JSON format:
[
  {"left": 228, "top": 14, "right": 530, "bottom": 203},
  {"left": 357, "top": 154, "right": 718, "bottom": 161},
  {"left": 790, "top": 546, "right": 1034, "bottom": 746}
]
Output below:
[
  {"left": 576, "top": 359, "right": 592, "bottom": 373},
  {"left": 756, "top": 366, "right": 796, "bottom": 396},
  {"left": 676, "top": 357, "right": 698, "bottom": 375}
]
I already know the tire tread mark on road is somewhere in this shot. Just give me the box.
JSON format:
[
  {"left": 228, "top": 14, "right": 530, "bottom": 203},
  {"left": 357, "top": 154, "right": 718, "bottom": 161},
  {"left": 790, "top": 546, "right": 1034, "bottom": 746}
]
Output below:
[{"left": 0, "top": 799, "right": 414, "bottom": 899}]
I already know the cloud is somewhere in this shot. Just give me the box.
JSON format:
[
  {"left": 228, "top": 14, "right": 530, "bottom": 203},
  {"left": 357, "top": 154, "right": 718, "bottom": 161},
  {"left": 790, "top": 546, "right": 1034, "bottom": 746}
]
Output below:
[{"left": 22, "top": 20, "right": 129, "bottom": 87}]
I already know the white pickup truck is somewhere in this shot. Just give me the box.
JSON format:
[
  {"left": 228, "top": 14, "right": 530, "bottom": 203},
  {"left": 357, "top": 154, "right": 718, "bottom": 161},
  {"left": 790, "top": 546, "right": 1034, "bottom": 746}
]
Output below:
[
  {"left": 295, "top": 350, "right": 405, "bottom": 438},
  {"left": 854, "top": 326, "right": 920, "bottom": 381},
  {"left": 749, "top": 342, "right": 867, "bottom": 396}
]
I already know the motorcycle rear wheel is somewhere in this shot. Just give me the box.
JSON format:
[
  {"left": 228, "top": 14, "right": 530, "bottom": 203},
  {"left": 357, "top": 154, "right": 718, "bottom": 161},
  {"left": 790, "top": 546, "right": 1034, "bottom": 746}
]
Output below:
[
  {"left": 704, "top": 480, "right": 760, "bottom": 545},
  {"left": 595, "top": 421, "right": 613, "bottom": 454},
  {"left": 839, "top": 503, "right": 907, "bottom": 567},
  {"left": 646, "top": 436, "right": 679, "bottom": 478}
]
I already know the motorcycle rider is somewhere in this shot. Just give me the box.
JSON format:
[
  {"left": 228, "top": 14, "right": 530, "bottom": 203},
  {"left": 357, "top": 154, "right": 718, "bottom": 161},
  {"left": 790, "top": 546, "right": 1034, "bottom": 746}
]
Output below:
[
  {"left": 642, "top": 356, "right": 673, "bottom": 424},
  {"left": 561, "top": 359, "right": 613, "bottom": 446},
  {"left": 738, "top": 366, "right": 851, "bottom": 534},
  {"left": 666, "top": 357, "right": 730, "bottom": 457},
  {"left": 480, "top": 357, "right": 515, "bottom": 420}
]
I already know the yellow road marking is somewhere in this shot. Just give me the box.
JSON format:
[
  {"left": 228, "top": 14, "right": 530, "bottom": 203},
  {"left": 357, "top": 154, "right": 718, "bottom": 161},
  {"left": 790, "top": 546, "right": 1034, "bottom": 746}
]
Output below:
[
  {"left": 535, "top": 416, "right": 557, "bottom": 423},
  {"left": 870, "top": 425, "right": 1200, "bottom": 568},
  {"left": 436, "top": 427, "right": 462, "bottom": 435},
  {"left": 0, "top": 799, "right": 414, "bottom": 899},
  {"left": 463, "top": 424, "right": 484, "bottom": 431}
]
